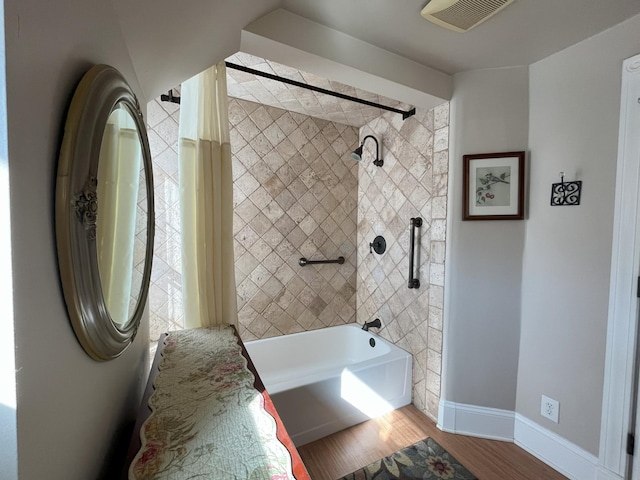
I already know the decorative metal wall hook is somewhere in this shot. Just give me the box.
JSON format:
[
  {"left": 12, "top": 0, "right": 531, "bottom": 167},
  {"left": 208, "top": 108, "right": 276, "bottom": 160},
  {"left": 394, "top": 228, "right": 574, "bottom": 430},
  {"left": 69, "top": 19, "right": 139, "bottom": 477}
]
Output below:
[{"left": 551, "top": 171, "right": 582, "bottom": 206}]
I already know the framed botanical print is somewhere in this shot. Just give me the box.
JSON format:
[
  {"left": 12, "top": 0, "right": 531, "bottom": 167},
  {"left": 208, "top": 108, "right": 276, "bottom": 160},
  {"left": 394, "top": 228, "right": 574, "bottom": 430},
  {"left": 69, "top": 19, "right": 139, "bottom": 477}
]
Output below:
[{"left": 463, "top": 151, "right": 525, "bottom": 220}]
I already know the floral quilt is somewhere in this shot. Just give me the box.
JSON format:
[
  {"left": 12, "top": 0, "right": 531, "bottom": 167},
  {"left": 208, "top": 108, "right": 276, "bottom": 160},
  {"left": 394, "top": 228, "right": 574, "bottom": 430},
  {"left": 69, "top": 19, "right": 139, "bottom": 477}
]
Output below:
[{"left": 129, "top": 326, "right": 295, "bottom": 480}]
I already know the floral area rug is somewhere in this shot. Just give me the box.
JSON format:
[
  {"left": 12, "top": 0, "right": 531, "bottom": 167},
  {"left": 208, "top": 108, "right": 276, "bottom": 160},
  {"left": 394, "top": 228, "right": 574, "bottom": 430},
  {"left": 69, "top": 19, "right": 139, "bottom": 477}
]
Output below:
[{"left": 339, "top": 437, "right": 477, "bottom": 480}]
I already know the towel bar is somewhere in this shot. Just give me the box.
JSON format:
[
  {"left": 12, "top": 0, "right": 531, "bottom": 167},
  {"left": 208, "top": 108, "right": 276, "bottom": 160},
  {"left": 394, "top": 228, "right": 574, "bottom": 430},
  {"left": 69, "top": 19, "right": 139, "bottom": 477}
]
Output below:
[{"left": 299, "top": 256, "right": 345, "bottom": 267}]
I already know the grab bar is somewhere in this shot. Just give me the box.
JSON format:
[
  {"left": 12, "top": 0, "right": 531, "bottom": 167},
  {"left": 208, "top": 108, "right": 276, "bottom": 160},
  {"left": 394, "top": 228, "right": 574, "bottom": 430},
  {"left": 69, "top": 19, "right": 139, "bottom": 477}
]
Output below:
[
  {"left": 408, "top": 217, "right": 422, "bottom": 289},
  {"left": 299, "top": 256, "right": 345, "bottom": 267}
]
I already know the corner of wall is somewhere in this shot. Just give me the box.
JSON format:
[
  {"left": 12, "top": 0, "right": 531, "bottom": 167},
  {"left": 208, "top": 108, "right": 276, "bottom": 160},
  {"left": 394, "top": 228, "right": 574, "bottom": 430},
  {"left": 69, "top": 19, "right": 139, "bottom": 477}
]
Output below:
[
  {"left": 442, "top": 66, "right": 529, "bottom": 411},
  {"left": 437, "top": 400, "right": 604, "bottom": 479}
]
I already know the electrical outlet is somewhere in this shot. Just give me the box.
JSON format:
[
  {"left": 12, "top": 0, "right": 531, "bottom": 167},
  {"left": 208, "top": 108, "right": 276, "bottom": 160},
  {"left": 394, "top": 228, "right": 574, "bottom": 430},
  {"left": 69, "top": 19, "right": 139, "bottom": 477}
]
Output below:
[{"left": 541, "top": 395, "right": 560, "bottom": 423}]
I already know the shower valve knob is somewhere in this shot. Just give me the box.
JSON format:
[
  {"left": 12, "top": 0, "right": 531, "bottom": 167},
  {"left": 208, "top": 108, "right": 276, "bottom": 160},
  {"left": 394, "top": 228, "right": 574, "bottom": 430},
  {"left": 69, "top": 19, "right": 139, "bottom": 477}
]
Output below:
[{"left": 370, "top": 236, "right": 387, "bottom": 255}]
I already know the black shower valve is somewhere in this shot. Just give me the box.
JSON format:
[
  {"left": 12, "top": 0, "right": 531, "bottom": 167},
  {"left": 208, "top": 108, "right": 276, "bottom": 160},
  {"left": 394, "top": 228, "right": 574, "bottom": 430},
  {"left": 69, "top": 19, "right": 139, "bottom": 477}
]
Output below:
[{"left": 369, "top": 236, "right": 386, "bottom": 255}]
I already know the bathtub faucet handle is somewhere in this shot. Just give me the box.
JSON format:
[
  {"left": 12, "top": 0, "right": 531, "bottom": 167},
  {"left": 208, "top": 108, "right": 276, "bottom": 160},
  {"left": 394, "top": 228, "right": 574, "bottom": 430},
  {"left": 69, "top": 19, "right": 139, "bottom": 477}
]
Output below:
[{"left": 362, "top": 318, "right": 382, "bottom": 331}]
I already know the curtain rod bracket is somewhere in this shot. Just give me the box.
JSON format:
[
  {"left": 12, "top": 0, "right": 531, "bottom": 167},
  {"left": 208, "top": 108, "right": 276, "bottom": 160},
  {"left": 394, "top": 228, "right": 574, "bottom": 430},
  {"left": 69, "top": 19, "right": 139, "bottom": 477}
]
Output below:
[
  {"left": 160, "top": 90, "right": 180, "bottom": 104},
  {"left": 403, "top": 108, "right": 416, "bottom": 120}
]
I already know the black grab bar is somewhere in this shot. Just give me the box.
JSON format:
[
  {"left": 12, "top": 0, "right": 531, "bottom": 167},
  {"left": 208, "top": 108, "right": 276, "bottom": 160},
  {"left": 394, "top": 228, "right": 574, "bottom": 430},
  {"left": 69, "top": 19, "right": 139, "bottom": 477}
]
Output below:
[
  {"left": 299, "top": 256, "right": 345, "bottom": 267},
  {"left": 408, "top": 217, "right": 422, "bottom": 289}
]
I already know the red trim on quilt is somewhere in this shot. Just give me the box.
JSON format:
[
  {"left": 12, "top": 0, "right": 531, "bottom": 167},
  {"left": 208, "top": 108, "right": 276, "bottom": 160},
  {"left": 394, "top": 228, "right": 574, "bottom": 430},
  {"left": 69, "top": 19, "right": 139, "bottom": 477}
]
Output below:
[
  {"left": 233, "top": 326, "right": 311, "bottom": 480},
  {"left": 261, "top": 388, "right": 311, "bottom": 480}
]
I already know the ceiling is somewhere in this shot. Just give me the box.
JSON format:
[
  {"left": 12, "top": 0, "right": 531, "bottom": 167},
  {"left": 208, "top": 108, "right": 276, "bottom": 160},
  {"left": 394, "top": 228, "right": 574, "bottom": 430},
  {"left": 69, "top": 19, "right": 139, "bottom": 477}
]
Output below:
[
  {"left": 223, "top": 0, "right": 640, "bottom": 127},
  {"left": 279, "top": 0, "right": 640, "bottom": 75},
  {"left": 118, "top": 0, "right": 640, "bottom": 103}
]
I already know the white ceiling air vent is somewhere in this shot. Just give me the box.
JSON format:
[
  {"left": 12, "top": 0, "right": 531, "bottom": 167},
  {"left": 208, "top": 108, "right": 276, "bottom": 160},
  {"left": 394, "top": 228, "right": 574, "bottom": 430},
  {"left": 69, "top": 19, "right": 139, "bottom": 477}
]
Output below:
[{"left": 421, "top": 0, "right": 514, "bottom": 32}]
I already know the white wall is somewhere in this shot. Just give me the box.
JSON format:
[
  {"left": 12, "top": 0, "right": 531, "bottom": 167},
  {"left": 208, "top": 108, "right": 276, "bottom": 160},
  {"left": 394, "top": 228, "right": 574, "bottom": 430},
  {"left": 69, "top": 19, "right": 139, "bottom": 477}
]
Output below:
[
  {"left": 110, "top": 0, "right": 279, "bottom": 100},
  {"left": 445, "top": 13, "right": 640, "bottom": 459},
  {"left": 517, "top": 13, "right": 640, "bottom": 456},
  {"left": 443, "top": 66, "right": 529, "bottom": 411},
  {"left": 4, "top": 1, "right": 149, "bottom": 478},
  {"left": 0, "top": 0, "right": 17, "bottom": 476}
]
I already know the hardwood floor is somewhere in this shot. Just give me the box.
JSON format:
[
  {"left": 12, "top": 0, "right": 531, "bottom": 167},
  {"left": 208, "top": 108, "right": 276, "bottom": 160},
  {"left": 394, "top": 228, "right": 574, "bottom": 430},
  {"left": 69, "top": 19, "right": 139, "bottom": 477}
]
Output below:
[{"left": 297, "top": 405, "right": 568, "bottom": 480}]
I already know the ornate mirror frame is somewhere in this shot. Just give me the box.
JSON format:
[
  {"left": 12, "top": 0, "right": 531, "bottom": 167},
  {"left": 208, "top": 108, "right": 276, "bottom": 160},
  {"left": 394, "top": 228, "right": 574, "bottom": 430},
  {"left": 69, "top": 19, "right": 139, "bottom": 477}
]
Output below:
[{"left": 56, "top": 64, "right": 154, "bottom": 361}]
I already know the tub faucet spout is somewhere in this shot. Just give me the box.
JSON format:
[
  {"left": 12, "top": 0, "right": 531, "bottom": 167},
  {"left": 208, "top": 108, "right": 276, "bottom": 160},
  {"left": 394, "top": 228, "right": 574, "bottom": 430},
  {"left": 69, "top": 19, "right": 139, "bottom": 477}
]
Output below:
[{"left": 362, "top": 318, "right": 382, "bottom": 331}]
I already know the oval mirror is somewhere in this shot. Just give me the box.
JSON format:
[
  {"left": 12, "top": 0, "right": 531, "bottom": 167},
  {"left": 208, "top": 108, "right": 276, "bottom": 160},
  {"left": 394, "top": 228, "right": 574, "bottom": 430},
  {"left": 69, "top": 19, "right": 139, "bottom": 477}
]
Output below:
[{"left": 56, "top": 64, "right": 154, "bottom": 361}]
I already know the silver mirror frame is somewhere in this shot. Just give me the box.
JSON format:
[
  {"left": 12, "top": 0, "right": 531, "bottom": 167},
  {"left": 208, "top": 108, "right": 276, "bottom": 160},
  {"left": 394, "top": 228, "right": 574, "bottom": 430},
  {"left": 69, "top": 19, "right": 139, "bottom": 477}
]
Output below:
[{"left": 56, "top": 64, "right": 154, "bottom": 361}]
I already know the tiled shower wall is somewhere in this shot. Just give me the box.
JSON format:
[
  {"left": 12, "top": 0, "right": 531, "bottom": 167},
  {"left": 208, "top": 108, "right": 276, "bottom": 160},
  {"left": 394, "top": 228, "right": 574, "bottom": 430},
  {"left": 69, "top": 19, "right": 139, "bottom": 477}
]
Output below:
[
  {"left": 356, "top": 104, "right": 449, "bottom": 420},
  {"left": 229, "top": 98, "right": 360, "bottom": 341},
  {"left": 144, "top": 95, "right": 360, "bottom": 342},
  {"left": 145, "top": 98, "right": 183, "bottom": 342},
  {"left": 145, "top": 92, "right": 450, "bottom": 420}
]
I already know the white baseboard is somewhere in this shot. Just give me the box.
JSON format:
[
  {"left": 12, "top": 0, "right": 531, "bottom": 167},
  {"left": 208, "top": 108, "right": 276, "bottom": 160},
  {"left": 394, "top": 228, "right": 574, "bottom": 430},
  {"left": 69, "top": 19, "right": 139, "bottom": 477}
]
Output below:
[
  {"left": 438, "top": 400, "right": 514, "bottom": 441},
  {"left": 595, "top": 466, "right": 624, "bottom": 480},
  {"left": 514, "top": 413, "right": 599, "bottom": 480},
  {"left": 438, "top": 401, "right": 611, "bottom": 480}
]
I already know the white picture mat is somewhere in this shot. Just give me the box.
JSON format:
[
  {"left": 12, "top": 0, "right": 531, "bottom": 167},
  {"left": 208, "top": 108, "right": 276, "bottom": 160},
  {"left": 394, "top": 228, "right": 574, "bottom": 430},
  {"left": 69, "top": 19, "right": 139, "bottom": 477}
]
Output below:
[{"left": 468, "top": 156, "right": 520, "bottom": 216}]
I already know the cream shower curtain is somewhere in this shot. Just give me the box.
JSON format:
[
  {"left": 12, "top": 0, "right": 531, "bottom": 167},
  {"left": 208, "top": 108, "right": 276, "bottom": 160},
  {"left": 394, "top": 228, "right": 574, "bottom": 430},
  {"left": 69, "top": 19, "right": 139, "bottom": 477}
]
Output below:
[
  {"left": 96, "top": 108, "right": 141, "bottom": 325},
  {"left": 178, "top": 63, "right": 238, "bottom": 328}
]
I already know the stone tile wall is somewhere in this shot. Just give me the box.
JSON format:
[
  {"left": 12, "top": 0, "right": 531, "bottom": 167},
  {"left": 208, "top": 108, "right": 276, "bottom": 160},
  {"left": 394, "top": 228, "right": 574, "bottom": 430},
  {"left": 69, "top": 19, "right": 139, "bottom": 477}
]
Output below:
[
  {"left": 145, "top": 97, "right": 184, "bottom": 342},
  {"left": 226, "top": 52, "right": 411, "bottom": 128},
  {"left": 229, "top": 98, "right": 360, "bottom": 340},
  {"left": 356, "top": 103, "right": 449, "bottom": 420},
  {"left": 144, "top": 91, "right": 450, "bottom": 421},
  {"left": 144, "top": 95, "right": 360, "bottom": 343}
]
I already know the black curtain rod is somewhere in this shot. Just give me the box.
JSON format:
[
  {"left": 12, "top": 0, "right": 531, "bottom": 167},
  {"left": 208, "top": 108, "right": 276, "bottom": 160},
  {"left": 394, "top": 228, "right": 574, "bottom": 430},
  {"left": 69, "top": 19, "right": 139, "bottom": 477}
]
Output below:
[
  {"left": 160, "top": 62, "right": 416, "bottom": 120},
  {"left": 225, "top": 62, "right": 415, "bottom": 120}
]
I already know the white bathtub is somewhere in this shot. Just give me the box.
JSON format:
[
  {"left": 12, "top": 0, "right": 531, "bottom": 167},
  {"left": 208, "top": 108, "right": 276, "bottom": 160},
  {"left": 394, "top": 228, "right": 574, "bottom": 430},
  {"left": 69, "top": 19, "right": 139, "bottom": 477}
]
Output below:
[{"left": 244, "top": 324, "right": 412, "bottom": 446}]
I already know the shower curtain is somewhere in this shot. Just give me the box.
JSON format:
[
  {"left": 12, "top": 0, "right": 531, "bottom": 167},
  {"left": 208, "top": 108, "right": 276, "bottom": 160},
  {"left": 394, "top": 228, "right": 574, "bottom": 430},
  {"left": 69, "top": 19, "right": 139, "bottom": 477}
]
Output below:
[
  {"left": 96, "top": 108, "right": 141, "bottom": 326},
  {"left": 178, "top": 63, "right": 238, "bottom": 328}
]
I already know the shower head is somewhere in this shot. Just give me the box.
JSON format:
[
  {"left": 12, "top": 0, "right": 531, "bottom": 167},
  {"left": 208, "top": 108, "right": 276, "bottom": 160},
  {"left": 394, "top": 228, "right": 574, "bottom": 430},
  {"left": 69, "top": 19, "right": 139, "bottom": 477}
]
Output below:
[
  {"left": 351, "top": 135, "right": 383, "bottom": 167},
  {"left": 350, "top": 145, "right": 364, "bottom": 161}
]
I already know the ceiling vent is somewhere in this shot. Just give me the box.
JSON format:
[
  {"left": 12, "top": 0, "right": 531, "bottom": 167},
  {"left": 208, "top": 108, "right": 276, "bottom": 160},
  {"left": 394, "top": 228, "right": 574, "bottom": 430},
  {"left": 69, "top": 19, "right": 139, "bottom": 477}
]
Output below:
[{"left": 421, "top": 0, "right": 514, "bottom": 32}]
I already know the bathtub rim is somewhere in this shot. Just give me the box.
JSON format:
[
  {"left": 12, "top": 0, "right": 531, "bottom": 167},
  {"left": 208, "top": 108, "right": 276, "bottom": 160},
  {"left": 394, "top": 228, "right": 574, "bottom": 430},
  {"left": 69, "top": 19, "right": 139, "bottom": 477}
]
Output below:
[{"left": 244, "top": 323, "right": 411, "bottom": 395}]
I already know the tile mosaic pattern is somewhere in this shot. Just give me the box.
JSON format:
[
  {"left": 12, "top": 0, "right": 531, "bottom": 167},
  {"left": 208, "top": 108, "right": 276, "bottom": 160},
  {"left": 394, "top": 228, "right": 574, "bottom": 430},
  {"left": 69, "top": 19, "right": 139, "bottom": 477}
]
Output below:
[
  {"left": 356, "top": 103, "right": 449, "bottom": 421},
  {"left": 229, "top": 98, "right": 360, "bottom": 341},
  {"left": 144, "top": 67, "right": 450, "bottom": 422},
  {"left": 145, "top": 96, "right": 184, "bottom": 342},
  {"left": 145, "top": 94, "right": 360, "bottom": 343},
  {"left": 129, "top": 167, "right": 148, "bottom": 318},
  {"left": 226, "top": 52, "right": 412, "bottom": 128}
]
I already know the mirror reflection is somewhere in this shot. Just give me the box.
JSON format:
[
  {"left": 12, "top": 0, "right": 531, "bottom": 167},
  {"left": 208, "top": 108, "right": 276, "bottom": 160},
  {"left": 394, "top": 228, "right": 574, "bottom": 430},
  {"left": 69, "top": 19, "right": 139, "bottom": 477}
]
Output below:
[{"left": 96, "top": 104, "right": 147, "bottom": 327}]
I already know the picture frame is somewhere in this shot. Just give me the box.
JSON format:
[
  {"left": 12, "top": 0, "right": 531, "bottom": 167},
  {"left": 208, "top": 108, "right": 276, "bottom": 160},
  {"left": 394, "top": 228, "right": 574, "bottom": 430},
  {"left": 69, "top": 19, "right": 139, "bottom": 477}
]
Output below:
[{"left": 463, "top": 151, "right": 525, "bottom": 220}]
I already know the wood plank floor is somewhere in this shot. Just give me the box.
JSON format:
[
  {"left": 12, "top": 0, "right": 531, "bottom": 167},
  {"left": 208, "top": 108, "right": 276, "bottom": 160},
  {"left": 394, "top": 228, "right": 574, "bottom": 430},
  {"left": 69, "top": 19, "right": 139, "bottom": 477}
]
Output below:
[{"left": 297, "top": 405, "right": 568, "bottom": 480}]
